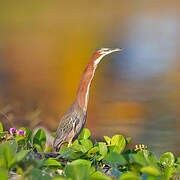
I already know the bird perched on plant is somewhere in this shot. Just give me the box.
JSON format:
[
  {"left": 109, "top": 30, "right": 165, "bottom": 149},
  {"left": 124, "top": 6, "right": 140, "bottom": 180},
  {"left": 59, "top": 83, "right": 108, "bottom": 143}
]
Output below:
[{"left": 53, "top": 48, "right": 121, "bottom": 151}]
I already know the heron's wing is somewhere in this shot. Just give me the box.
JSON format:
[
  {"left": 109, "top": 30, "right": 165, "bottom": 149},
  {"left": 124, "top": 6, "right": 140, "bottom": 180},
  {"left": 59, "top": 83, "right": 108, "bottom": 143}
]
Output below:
[
  {"left": 53, "top": 110, "right": 80, "bottom": 148},
  {"left": 72, "top": 112, "right": 86, "bottom": 141}
]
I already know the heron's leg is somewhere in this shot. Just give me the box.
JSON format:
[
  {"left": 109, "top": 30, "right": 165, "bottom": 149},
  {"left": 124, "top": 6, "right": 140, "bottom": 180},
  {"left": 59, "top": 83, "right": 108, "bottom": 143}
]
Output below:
[
  {"left": 68, "top": 136, "right": 74, "bottom": 147},
  {"left": 68, "top": 132, "right": 74, "bottom": 147},
  {"left": 68, "top": 141, "right": 73, "bottom": 147}
]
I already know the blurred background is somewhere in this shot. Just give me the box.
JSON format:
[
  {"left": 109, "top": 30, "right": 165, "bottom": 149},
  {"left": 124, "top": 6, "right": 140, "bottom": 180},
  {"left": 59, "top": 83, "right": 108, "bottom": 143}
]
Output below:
[{"left": 0, "top": 0, "right": 180, "bottom": 155}]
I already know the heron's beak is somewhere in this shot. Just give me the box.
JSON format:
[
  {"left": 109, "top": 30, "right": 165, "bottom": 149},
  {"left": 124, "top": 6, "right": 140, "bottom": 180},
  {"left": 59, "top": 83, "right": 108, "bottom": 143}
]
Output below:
[{"left": 111, "top": 48, "right": 123, "bottom": 52}]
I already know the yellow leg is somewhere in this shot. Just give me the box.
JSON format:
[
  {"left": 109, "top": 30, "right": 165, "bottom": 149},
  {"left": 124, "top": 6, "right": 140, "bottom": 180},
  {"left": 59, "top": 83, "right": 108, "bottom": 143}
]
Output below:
[{"left": 68, "top": 141, "right": 72, "bottom": 147}]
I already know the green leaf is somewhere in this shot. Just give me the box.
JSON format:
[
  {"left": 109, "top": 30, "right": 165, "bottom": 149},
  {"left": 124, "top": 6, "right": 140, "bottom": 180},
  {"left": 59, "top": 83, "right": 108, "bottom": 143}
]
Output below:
[
  {"left": 111, "top": 135, "right": 126, "bottom": 146},
  {"left": 65, "top": 163, "right": 90, "bottom": 180},
  {"left": 79, "top": 139, "right": 93, "bottom": 153},
  {"left": 19, "top": 127, "right": 33, "bottom": 141},
  {"left": 104, "top": 152, "right": 127, "bottom": 168},
  {"left": 67, "top": 151, "right": 84, "bottom": 160},
  {"left": 160, "top": 152, "right": 175, "bottom": 168},
  {"left": 33, "top": 128, "right": 46, "bottom": 151},
  {"left": 110, "top": 135, "right": 126, "bottom": 153},
  {"left": 78, "top": 128, "right": 91, "bottom": 140},
  {"left": 97, "top": 142, "right": 108, "bottom": 160},
  {"left": 141, "top": 150, "right": 158, "bottom": 166},
  {"left": 91, "top": 171, "right": 112, "bottom": 180},
  {"left": 129, "top": 153, "right": 147, "bottom": 167},
  {"left": 71, "top": 144, "right": 84, "bottom": 152},
  {"left": 90, "top": 166, "right": 95, "bottom": 175},
  {"left": 99, "top": 142, "right": 107, "bottom": 156},
  {"left": 176, "top": 157, "right": 180, "bottom": 164},
  {"left": 119, "top": 172, "right": 140, "bottom": 180},
  {"left": 0, "top": 131, "right": 8, "bottom": 139},
  {"left": 51, "top": 132, "right": 56, "bottom": 138},
  {"left": 0, "top": 168, "right": 8, "bottom": 180},
  {"left": 44, "top": 146, "right": 53, "bottom": 153},
  {"left": 87, "top": 146, "right": 99, "bottom": 157},
  {"left": 29, "top": 168, "right": 50, "bottom": 180},
  {"left": 164, "top": 167, "right": 174, "bottom": 179},
  {"left": 70, "top": 159, "right": 91, "bottom": 168},
  {"left": 129, "top": 150, "right": 158, "bottom": 168},
  {"left": 15, "top": 150, "right": 30, "bottom": 162},
  {"left": 0, "top": 142, "right": 17, "bottom": 168},
  {"left": 109, "top": 145, "right": 124, "bottom": 154},
  {"left": 175, "top": 165, "right": 180, "bottom": 174},
  {"left": 65, "top": 159, "right": 92, "bottom": 178},
  {"left": 140, "top": 166, "right": 160, "bottom": 176},
  {"left": 57, "top": 148, "right": 73, "bottom": 159},
  {"left": 104, "top": 136, "right": 111, "bottom": 145},
  {"left": 15, "top": 136, "right": 25, "bottom": 143},
  {"left": 0, "top": 122, "right": 3, "bottom": 132},
  {"left": 44, "top": 158, "right": 62, "bottom": 167},
  {"left": 58, "top": 147, "right": 84, "bottom": 160},
  {"left": 72, "top": 139, "right": 79, "bottom": 145}
]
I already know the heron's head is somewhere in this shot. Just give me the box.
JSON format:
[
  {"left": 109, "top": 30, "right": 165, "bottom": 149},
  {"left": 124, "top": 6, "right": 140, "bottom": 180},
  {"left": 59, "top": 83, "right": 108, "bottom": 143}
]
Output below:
[
  {"left": 93, "top": 47, "right": 122, "bottom": 66},
  {"left": 98, "top": 47, "right": 121, "bottom": 55}
]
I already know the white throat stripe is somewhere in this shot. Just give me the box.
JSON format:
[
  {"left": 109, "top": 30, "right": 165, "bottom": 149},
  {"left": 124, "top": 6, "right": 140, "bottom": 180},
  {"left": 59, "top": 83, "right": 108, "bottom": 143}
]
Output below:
[{"left": 94, "top": 54, "right": 106, "bottom": 66}]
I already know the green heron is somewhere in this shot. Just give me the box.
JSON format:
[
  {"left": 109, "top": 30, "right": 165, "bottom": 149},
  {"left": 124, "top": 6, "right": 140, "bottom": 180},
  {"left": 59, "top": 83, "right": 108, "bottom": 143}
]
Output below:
[{"left": 53, "top": 48, "right": 121, "bottom": 151}]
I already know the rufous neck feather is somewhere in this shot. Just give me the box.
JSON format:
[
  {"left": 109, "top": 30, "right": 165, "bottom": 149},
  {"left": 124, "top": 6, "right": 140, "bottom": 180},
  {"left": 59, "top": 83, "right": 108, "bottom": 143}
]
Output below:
[{"left": 76, "top": 52, "right": 105, "bottom": 111}]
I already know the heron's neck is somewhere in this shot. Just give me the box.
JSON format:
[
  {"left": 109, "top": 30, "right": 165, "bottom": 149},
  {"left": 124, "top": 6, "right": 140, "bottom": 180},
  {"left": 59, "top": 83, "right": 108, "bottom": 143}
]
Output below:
[
  {"left": 76, "top": 53, "right": 105, "bottom": 111},
  {"left": 76, "top": 64, "right": 96, "bottom": 111}
]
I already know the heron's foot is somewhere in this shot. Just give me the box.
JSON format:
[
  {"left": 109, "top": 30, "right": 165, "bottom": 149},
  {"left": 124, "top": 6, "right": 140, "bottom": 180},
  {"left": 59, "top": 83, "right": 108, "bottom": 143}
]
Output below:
[{"left": 68, "top": 141, "right": 72, "bottom": 147}]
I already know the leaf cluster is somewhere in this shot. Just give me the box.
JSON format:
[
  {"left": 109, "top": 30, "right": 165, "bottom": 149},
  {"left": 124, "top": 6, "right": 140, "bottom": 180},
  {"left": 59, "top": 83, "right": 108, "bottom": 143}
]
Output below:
[{"left": 0, "top": 122, "right": 180, "bottom": 180}]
